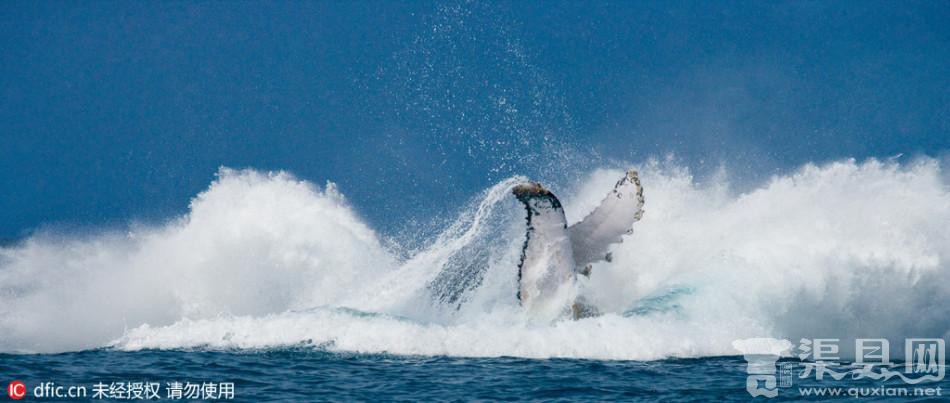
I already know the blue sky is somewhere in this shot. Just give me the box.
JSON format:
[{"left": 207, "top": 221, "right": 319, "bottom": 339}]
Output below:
[{"left": 1, "top": 1, "right": 947, "bottom": 239}]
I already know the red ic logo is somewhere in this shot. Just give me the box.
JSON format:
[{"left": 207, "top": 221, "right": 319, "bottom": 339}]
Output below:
[{"left": 7, "top": 381, "right": 26, "bottom": 400}]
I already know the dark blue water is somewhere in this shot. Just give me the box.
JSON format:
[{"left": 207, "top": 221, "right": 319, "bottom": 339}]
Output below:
[{"left": 2, "top": 350, "right": 947, "bottom": 401}]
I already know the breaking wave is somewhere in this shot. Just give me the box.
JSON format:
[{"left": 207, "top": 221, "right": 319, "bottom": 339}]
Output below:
[{"left": 1, "top": 158, "right": 948, "bottom": 360}]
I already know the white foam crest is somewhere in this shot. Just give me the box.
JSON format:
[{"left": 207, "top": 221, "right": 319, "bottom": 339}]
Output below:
[
  {"left": 112, "top": 307, "right": 755, "bottom": 361},
  {"left": 570, "top": 158, "right": 950, "bottom": 357},
  {"left": 3, "top": 159, "right": 949, "bottom": 360},
  {"left": 0, "top": 168, "right": 395, "bottom": 353}
]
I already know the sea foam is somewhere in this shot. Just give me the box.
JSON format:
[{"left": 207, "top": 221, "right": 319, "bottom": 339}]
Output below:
[{"left": 1, "top": 159, "right": 948, "bottom": 360}]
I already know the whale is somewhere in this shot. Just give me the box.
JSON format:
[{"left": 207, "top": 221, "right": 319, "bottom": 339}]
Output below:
[{"left": 513, "top": 170, "right": 644, "bottom": 320}]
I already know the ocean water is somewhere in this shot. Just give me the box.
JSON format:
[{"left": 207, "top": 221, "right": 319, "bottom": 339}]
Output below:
[
  {"left": 2, "top": 2, "right": 947, "bottom": 400},
  {"left": 2, "top": 351, "right": 948, "bottom": 401},
  {"left": 3, "top": 351, "right": 736, "bottom": 401}
]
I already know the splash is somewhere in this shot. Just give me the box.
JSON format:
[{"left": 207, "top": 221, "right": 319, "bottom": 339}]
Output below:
[
  {"left": 0, "top": 169, "right": 395, "bottom": 353},
  {"left": 1, "top": 159, "right": 948, "bottom": 360}
]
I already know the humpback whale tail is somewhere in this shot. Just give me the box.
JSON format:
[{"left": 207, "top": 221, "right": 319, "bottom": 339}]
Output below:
[{"left": 513, "top": 170, "right": 645, "bottom": 320}]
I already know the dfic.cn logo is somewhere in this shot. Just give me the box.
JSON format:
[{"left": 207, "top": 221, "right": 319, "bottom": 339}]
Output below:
[{"left": 8, "top": 381, "right": 27, "bottom": 400}]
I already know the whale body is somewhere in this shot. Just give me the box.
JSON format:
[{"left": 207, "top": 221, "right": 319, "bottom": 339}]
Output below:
[{"left": 513, "top": 170, "right": 644, "bottom": 320}]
